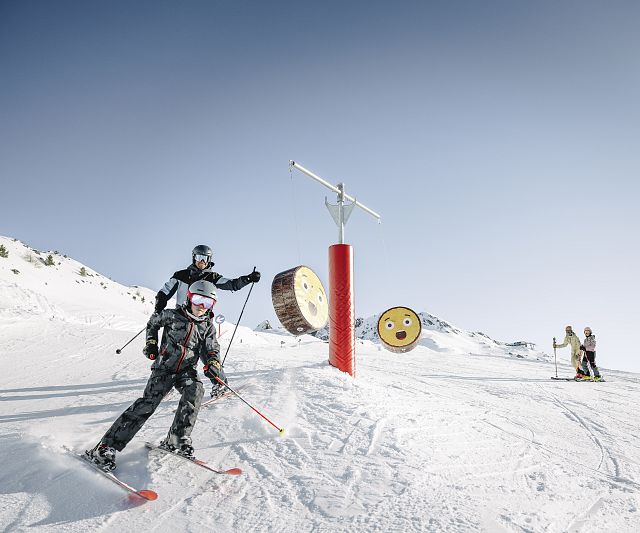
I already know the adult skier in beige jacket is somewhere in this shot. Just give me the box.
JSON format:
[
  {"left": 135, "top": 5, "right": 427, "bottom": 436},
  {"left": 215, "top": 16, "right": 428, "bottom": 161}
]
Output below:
[{"left": 554, "top": 325, "right": 585, "bottom": 378}]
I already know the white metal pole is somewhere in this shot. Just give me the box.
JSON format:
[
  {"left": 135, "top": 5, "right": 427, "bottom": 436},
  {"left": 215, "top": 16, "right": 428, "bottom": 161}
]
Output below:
[{"left": 338, "top": 183, "right": 345, "bottom": 244}]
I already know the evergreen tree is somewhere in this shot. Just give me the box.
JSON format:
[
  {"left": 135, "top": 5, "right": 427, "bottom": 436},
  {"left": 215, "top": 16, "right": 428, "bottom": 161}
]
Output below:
[
  {"left": 0, "top": 245, "right": 8, "bottom": 258},
  {"left": 45, "top": 254, "right": 55, "bottom": 266},
  {"left": 80, "top": 266, "right": 87, "bottom": 276}
]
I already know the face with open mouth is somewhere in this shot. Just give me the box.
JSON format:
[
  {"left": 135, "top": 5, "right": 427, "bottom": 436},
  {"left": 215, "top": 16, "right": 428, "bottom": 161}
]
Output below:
[
  {"left": 377, "top": 306, "right": 422, "bottom": 353},
  {"left": 294, "top": 267, "right": 328, "bottom": 330}
]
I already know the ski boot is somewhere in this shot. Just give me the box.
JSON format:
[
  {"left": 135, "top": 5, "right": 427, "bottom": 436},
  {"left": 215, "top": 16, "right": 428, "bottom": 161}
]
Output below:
[
  {"left": 160, "top": 437, "right": 195, "bottom": 459},
  {"left": 177, "top": 437, "right": 195, "bottom": 459},
  {"left": 86, "top": 443, "right": 116, "bottom": 471},
  {"left": 210, "top": 384, "right": 226, "bottom": 399},
  {"left": 159, "top": 438, "right": 177, "bottom": 453}
]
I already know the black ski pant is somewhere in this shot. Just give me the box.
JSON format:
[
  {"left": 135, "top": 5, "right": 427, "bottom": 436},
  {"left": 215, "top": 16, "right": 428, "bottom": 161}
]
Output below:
[
  {"left": 580, "top": 350, "right": 601, "bottom": 378},
  {"left": 100, "top": 368, "right": 204, "bottom": 451}
]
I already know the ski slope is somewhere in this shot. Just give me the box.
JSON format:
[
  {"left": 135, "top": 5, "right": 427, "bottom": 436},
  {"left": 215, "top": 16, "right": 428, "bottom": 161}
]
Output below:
[{"left": 1, "top": 236, "right": 640, "bottom": 532}]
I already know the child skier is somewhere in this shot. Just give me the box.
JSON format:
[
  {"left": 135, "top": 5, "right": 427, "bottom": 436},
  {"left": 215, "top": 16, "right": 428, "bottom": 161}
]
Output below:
[
  {"left": 580, "top": 327, "right": 602, "bottom": 381},
  {"left": 553, "top": 325, "right": 587, "bottom": 379},
  {"left": 87, "top": 280, "right": 226, "bottom": 471}
]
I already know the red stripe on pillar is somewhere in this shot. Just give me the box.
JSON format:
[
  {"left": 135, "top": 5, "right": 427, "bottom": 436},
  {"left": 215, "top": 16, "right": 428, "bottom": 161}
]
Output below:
[{"left": 328, "top": 244, "right": 355, "bottom": 377}]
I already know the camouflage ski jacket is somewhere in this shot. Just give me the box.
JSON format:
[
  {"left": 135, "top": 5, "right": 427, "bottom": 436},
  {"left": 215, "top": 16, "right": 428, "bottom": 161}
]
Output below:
[
  {"left": 155, "top": 264, "right": 251, "bottom": 312},
  {"left": 146, "top": 307, "right": 220, "bottom": 373}
]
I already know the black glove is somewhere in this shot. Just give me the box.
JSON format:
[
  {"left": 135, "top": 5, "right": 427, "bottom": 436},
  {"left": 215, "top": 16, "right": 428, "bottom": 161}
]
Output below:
[
  {"left": 143, "top": 339, "right": 159, "bottom": 360},
  {"left": 155, "top": 293, "right": 168, "bottom": 313},
  {"left": 244, "top": 270, "right": 261, "bottom": 283},
  {"left": 204, "top": 358, "right": 227, "bottom": 384}
]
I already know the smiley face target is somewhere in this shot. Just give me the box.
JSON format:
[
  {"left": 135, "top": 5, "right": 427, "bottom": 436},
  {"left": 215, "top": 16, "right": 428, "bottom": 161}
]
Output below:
[
  {"left": 377, "top": 306, "right": 422, "bottom": 353},
  {"left": 272, "top": 266, "right": 329, "bottom": 335}
]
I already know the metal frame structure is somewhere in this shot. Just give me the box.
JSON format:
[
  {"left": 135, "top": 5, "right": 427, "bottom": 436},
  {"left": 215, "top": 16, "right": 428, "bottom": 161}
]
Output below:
[{"left": 289, "top": 160, "right": 381, "bottom": 377}]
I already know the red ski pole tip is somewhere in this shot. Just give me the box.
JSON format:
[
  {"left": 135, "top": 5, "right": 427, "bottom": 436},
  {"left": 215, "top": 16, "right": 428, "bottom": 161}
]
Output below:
[{"left": 136, "top": 490, "right": 158, "bottom": 501}]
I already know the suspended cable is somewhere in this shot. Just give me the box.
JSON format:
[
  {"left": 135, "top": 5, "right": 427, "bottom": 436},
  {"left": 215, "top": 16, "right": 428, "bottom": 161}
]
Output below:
[{"left": 289, "top": 163, "right": 302, "bottom": 264}]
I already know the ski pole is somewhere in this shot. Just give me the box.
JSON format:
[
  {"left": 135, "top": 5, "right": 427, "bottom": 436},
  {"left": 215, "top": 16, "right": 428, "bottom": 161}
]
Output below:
[
  {"left": 553, "top": 337, "right": 558, "bottom": 378},
  {"left": 221, "top": 267, "right": 256, "bottom": 366},
  {"left": 215, "top": 376, "right": 285, "bottom": 436},
  {"left": 116, "top": 327, "right": 145, "bottom": 354}
]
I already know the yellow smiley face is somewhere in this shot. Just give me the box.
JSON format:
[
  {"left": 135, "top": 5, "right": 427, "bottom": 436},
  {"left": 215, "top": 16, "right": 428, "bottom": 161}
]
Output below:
[
  {"left": 293, "top": 267, "right": 328, "bottom": 330},
  {"left": 377, "top": 307, "right": 422, "bottom": 353}
]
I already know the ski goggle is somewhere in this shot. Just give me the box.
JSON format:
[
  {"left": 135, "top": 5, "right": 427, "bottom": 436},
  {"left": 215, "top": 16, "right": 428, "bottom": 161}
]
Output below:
[
  {"left": 189, "top": 293, "right": 216, "bottom": 309},
  {"left": 194, "top": 254, "right": 210, "bottom": 263}
]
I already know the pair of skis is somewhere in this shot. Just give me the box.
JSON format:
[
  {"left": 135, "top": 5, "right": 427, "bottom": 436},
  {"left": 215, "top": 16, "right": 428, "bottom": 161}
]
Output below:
[
  {"left": 73, "top": 442, "right": 241, "bottom": 502},
  {"left": 75, "top": 384, "right": 248, "bottom": 500},
  {"left": 550, "top": 376, "right": 606, "bottom": 382}
]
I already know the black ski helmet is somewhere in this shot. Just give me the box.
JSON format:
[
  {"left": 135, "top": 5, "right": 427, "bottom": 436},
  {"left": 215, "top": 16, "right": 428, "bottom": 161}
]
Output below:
[
  {"left": 186, "top": 280, "right": 218, "bottom": 302},
  {"left": 192, "top": 244, "right": 213, "bottom": 266}
]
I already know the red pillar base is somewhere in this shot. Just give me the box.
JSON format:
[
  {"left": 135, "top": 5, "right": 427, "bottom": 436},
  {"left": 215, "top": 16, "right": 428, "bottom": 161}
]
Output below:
[{"left": 328, "top": 244, "right": 355, "bottom": 377}]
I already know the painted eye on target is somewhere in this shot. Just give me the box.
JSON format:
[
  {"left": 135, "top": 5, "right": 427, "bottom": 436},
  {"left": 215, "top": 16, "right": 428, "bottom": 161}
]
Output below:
[
  {"left": 403, "top": 318, "right": 413, "bottom": 327},
  {"left": 385, "top": 321, "right": 394, "bottom": 330}
]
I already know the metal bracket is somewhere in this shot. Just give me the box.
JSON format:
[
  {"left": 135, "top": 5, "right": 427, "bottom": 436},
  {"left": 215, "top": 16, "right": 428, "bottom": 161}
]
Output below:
[{"left": 290, "top": 161, "right": 380, "bottom": 244}]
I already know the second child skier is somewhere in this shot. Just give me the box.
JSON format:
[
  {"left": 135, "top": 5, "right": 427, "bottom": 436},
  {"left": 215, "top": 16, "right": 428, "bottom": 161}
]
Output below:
[{"left": 580, "top": 327, "right": 602, "bottom": 381}]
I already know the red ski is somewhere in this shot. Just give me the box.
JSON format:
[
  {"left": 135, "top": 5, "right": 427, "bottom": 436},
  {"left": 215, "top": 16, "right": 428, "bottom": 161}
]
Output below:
[
  {"left": 72, "top": 451, "right": 158, "bottom": 501},
  {"left": 201, "top": 384, "right": 249, "bottom": 408},
  {"left": 144, "top": 442, "right": 242, "bottom": 475}
]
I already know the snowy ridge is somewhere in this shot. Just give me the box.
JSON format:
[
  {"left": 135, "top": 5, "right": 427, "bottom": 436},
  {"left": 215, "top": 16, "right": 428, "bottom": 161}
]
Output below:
[
  {"left": 0, "top": 236, "right": 155, "bottom": 330},
  {"left": 1, "top": 235, "right": 640, "bottom": 532},
  {"left": 309, "top": 311, "right": 549, "bottom": 362}
]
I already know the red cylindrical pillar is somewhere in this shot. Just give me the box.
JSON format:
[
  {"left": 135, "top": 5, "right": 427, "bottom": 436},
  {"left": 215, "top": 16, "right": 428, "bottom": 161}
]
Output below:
[{"left": 328, "top": 244, "right": 355, "bottom": 377}]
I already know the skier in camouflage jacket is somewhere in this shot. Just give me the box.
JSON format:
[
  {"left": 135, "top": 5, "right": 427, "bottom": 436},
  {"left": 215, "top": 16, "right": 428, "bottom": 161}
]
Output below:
[{"left": 88, "top": 281, "right": 225, "bottom": 468}]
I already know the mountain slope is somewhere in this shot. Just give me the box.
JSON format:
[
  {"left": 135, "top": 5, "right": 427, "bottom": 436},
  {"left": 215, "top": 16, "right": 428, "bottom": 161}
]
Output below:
[{"left": 1, "top": 236, "right": 640, "bottom": 532}]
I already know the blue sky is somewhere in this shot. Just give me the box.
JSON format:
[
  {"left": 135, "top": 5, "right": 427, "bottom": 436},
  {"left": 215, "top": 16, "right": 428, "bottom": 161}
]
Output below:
[{"left": 1, "top": 1, "right": 639, "bottom": 371}]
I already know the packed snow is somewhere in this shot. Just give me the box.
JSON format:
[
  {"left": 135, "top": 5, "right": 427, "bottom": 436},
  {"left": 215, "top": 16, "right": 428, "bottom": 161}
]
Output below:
[{"left": 1, "top": 235, "right": 639, "bottom": 532}]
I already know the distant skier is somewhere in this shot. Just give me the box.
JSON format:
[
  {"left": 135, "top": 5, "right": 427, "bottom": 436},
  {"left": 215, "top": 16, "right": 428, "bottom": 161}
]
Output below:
[
  {"left": 579, "top": 327, "right": 602, "bottom": 381},
  {"left": 87, "top": 280, "right": 225, "bottom": 471},
  {"left": 154, "top": 244, "right": 260, "bottom": 397},
  {"left": 553, "top": 325, "right": 587, "bottom": 379}
]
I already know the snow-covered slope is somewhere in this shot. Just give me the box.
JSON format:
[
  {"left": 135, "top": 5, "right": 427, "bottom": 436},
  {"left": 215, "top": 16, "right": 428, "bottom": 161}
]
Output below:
[
  {"left": 0, "top": 236, "right": 155, "bottom": 329},
  {"left": 1, "top": 236, "right": 640, "bottom": 532}
]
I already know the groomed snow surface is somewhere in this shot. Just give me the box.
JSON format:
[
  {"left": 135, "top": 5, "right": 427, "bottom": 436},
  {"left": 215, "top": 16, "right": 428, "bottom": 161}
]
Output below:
[{"left": 1, "top": 236, "right": 640, "bottom": 532}]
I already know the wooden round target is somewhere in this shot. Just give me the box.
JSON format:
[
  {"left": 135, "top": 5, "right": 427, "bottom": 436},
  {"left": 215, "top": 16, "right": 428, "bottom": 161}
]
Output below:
[
  {"left": 377, "top": 306, "right": 422, "bottom": 353},
  {"left": 271, "top": 266, "right": 328, "bottom": 335}
]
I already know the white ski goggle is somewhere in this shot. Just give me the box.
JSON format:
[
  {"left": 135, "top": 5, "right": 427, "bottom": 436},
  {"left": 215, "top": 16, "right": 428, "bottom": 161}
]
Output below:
[
  {"left": 189, "top": 294, "right": 216, "bottom": 309},
  {"left": 194, "top": 254, "right": 210, "bottom": 263}
]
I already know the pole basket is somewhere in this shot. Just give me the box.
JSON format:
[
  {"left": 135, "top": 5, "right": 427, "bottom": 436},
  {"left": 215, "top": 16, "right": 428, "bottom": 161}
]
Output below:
[{"left": 328, "top": 244, "right": 355, "bottom": 377}]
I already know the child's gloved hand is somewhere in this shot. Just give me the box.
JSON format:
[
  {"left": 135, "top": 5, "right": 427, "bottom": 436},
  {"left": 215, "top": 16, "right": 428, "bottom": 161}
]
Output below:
[
  {"left": 143, "top": 340, "right": 159, "bottom": 360},
  {"left": 204, "top": 359, "right": 227, "bottom": 384}
]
